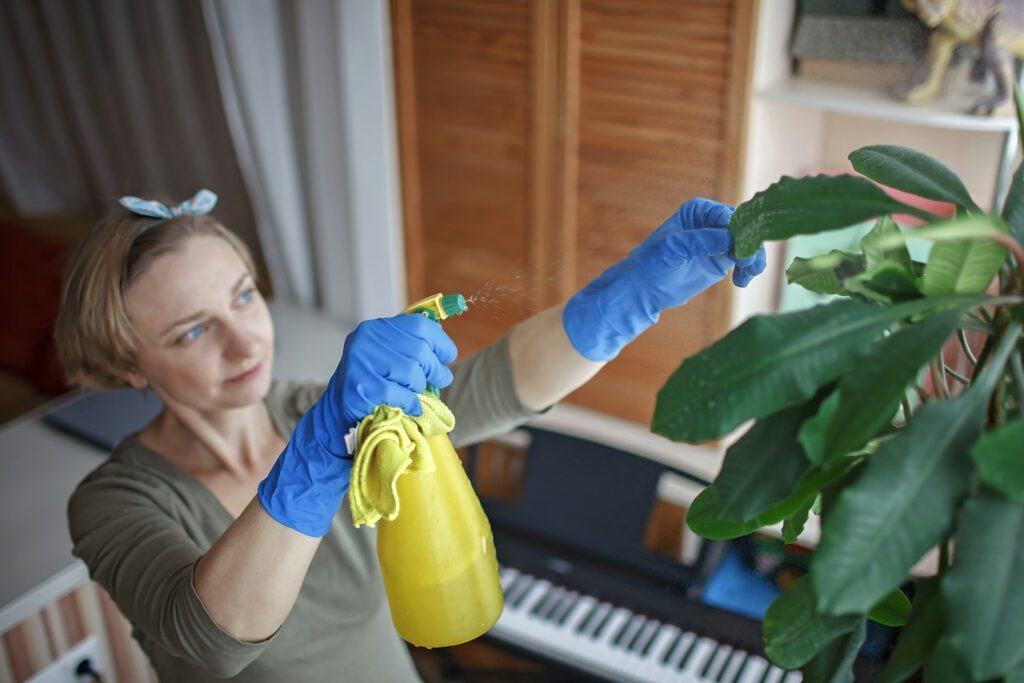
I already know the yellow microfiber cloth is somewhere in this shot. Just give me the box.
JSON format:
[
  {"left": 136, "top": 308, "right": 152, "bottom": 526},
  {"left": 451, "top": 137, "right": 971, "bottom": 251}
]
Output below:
[{"left": 349, "top": 393, "right": 455, "bottom": 528}]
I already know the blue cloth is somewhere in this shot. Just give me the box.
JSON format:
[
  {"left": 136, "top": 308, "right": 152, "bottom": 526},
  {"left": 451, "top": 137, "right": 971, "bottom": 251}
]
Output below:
[
  {"left": 701, "top": 549, "right": 781, "bottom": 621},
  {"left": 563, "top": 198, "right": 767, "bottom": 361},
  {"left": 257, "top": 314, "right": 458, "bottom": 536}
]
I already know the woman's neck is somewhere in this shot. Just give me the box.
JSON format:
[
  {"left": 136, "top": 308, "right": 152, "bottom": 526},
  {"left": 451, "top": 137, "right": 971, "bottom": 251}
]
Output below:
[{"left": 141, "top": 399, "right": 278, "bottom": 479}]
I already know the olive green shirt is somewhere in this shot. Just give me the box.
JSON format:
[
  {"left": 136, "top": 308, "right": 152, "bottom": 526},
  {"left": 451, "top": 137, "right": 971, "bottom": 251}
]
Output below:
[{"left": 68, "top": 335, "right": 534, "bottom": 682}]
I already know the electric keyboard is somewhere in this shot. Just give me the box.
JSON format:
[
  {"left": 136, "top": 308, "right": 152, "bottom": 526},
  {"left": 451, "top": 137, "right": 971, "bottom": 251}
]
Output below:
[{"left": 469, "top": 428, "right": 886, "bottom": 681}]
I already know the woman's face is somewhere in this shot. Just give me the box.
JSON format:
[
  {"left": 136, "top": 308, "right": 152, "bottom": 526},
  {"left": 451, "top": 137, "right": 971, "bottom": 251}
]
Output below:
[{"left": 124, "top": 235, "right": 274, "bottom": 411}]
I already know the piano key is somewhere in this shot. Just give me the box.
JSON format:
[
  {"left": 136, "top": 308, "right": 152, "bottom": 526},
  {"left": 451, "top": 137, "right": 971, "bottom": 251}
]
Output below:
[
  {"left": 563, "top": 595, "right": 596, "bottom": 632},
  {"left": 737, "top": 655, "right": 769, "bottom": 683},
  {"left": 613, "top": 614, "right": 643, "bottom": 649},
  {"left": 631, "top": 619, "right": 659, "bottom": 654},
  {"left": 499, "top": 566, "right": 519, "bottom": 590},
  {"left": 679, "top": 637, "right": 716, "bottom": 679},
  {"left": 763, "top": 666, "right": 786, "bottom": 683},
  {"left": 594, "top": 607, "right": 631, "bottom": 645},
  {"left": 531, "top": 585, "right": 562, "bottom": 617},
  {"left": 720, "top": 650, "right": 747, "bottom": 682},
  {"left": 666, "top": 631, "right": 697, "bottom": 670},
  {"left": 782, "top": 672, "right": 802, "bottom": 683},
  {"left": 550, "top": 591, "right": 578, "bottom": 624},
  {"left": 516, "top": 580, "right": 551, "bottom": 612},
  {"left": 583, "top": 602, "right": 613, "bottom": 638},
  {"left": 505, "top": 574, "right": 533, "bottom": 604},
  {"left": 704, "top": 645, "right": 732, "bottom": 681}
]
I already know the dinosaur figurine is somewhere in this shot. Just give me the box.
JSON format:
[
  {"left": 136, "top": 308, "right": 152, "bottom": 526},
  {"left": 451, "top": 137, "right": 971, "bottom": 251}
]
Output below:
[{"left": 901, "top": 0, "right": 1024, "bottom": 114}]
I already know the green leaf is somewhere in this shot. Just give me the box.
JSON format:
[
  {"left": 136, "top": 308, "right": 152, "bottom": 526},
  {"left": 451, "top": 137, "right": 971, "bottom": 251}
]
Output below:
[
  {"left": 971, "top": 420, "right": 1024, "bottom": 504},
  {"left": 867, "top": 214, "right": 1010, "bottom": 296},
  {"left": 822, "top": 308, "right": 965, "bottom": 462},
  {"left": 811, "top": 393, "right": 981, "bottom": 615},
  {"left": 813, "top": 323, "right": 1022, "bottom": 615},
  {"left": 923, "top": 239, "right": 1008, "bottom": 296},
  {"left": 801, "top": 618, "right": 866, "bottom": 683},
  {"left": 1000, "top": 163, "right": 1024, "bottom": 246},
  {"left": 942, "top": 489, "right": 1024, "bottom": 680},
  {"left": 731, "top": 174, "right": 936, "bottom": 258},
  {"left": 687, "top": 456, "right": 862, "bottom": 540},
  {"left": 923, "top": 638, "right": 973, "bottom": 683},
  {"left": 787, "top": 250, "right": 864, "bottom": 296},
  {"left": 849, "top": 145, "right": 980, "bottom": 213},
  {"left": 1015, "top": 84, "right": 1024, "bottom": 150},
  {"left": 867, "top": 587, "right": 912, "bottom": 627},
  {"left": 843, "top": 262, "right": 923, "bottom": 304},
  {"left": 879, "top": 578, "right": 944, "bottom": 683},
  {"left": 799, "top": 391, "right": 841, "bottom": 465},
  {"left": 782, "top": 496, "right": 815, "bottom": 544},
  {"left": 763, "top": 576, "right": 862, "bottom": 669},
  {"left": 862, "top": 216, "right": 915, "bottom": 271},
  {"left": 652, "top": 296, "right": 984, "bottom": 443},
  {"left": 716, "top": 394, "right": 819, "bottom": 520}
]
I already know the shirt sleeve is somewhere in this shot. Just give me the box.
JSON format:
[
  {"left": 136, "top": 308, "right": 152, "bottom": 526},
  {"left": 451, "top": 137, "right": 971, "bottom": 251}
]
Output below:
[
  {"left": 444, "top": 333, "right": 542, "bottom": 448},
  {"left": 67, "top": 467, "right": 272, "bottom": 678}
]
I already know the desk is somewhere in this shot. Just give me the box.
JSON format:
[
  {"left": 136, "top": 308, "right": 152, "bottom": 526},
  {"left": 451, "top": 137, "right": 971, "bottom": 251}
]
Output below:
[{"left": 0, "top": 302, "right": 355, "bottom": 632}]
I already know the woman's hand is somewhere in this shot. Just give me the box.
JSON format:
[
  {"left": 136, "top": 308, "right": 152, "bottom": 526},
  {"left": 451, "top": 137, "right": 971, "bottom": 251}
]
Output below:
[
  {"left": 562, "top": 197, "right": 767, "bottom": 361},
  {"left": 258, "top": 314, "right": 458, "bottom": 536}
]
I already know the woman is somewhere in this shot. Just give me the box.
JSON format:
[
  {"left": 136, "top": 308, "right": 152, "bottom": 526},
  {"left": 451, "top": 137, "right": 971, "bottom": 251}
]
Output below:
[{"left": 56, "top": 189, "right": 765, "bottom": 682}]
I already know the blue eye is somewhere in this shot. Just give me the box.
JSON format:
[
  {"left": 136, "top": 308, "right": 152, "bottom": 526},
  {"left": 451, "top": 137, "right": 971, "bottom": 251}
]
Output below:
[
  {"left": 182, "top": 324, "right": 204, "bottom": 342},
  {"left": 237, "top": 288, "right": 254, "bottom": 305}
]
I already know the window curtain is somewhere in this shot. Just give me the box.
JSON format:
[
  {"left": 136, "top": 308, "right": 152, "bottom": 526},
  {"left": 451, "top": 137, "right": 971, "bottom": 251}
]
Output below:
[
  {"left": 0, "top": 0, "right": 259, "bottom": 252},
  {"left": 201, "top": 0, "right": 406, "bottom": 319}
]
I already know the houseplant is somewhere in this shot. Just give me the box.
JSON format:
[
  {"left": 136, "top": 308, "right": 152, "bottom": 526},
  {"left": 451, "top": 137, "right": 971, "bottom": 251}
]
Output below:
[{"left": 652, "top": 96, "right": 1024, "bottom": 680}]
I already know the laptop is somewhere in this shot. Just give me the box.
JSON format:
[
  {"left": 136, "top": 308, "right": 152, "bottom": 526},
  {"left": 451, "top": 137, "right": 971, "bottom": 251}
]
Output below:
[{"left": 43, "top": 388, "right": 163, "bottom": 450}]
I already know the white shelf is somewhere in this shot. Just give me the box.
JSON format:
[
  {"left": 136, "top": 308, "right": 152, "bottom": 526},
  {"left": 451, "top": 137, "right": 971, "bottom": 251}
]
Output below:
[{"left": 759, "top": 77, "right": 1017, "bottom": 133}]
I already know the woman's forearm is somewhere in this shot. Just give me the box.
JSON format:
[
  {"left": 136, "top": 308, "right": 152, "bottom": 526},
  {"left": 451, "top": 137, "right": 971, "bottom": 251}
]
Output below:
[
  {"left": 193, "top": 498, "right": 321, "bottom": 642},
  {"left": 508, "top": 303, "right": 607, "bottom": 411}
]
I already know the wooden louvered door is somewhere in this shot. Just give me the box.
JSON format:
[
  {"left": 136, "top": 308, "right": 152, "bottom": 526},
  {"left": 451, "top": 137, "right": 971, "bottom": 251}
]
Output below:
[{"left": 392, "top": 0, "right": 755, "bottom": 426}]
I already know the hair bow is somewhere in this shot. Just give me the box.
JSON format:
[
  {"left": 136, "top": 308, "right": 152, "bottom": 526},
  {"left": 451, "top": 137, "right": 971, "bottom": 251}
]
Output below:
[{"left": 119, "top": 189, "right": 218, "bottom": 233}]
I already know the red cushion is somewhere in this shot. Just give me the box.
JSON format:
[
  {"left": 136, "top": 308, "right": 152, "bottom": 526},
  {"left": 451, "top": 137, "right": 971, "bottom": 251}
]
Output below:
[{"left": 0, "top": 219, "right": 68, "bottom": 394}]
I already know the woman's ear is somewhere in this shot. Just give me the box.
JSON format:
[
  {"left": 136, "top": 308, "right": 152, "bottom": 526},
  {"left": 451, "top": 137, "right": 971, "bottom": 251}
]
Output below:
[{"left": 123, "top": 368, "right": 148, "bottom": 389}]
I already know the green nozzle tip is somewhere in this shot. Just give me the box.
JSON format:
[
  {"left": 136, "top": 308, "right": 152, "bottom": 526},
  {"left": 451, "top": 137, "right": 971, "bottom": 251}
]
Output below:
[{"left": 441, "top": 293, "right": 467, "bottom": 317}]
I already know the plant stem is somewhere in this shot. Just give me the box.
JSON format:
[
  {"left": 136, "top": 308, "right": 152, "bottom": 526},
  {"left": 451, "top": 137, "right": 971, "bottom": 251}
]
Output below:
[
  {"left": 900, "top": 396, "right": 912, "bottom": 424},
  {"left": 989, "top": 233, "right": 1024, "bottom": 286},
  {"left": 944, "top": 364, "right": 970, "bottom": 385},
  {"left": 939, "top": 539, "right": 950, "bottom": 573},
  {"left": 931, "top": 359, "right": 950, "bottom": 399},
  {"left": 957, "top": 328, "right": 978, "bottom": 365},
  {"left": 1011, "top": 350, "right": 1024, "bottom": 418},
  {"left": 913, "top": 384, "right": 930, "bottom": 403}
]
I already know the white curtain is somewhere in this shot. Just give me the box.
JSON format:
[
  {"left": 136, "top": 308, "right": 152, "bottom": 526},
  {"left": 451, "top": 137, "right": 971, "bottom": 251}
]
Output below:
[
  {"left": 0, "top": 0, "right": 258, "bottom": 250},
  {"left": 201, "top": 0, "right": 406, "bottom": 320}
]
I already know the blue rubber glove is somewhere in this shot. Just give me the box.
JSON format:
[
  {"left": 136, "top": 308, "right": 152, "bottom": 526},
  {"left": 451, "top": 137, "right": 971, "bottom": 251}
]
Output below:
[
  {"left": 258, "top": 314, "right": 458, "bottom": 536},
  {"left": 563, "top": 197, "right": 767, "bottom": 361}
]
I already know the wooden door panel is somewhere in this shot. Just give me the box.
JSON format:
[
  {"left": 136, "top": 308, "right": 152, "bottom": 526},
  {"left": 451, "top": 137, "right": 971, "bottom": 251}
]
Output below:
[{"left": 393, "top": 0, "right": 754, "bottom": 426}]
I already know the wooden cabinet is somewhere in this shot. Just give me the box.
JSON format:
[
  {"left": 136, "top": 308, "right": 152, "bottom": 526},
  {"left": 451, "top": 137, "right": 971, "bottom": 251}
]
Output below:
[{"left": 392, "top": 0, "right": 755, "bottom": 425}]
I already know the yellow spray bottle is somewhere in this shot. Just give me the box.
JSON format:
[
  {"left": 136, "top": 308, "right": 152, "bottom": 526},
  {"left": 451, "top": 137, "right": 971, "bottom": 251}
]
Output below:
[{"left": 353, "top": 293, "right": 504, "bottom": 648}]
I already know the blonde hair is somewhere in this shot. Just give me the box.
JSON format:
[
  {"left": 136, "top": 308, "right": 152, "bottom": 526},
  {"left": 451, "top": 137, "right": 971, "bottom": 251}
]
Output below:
[{"left": 55, "top": 205, "right": 257, "bottom": 390}]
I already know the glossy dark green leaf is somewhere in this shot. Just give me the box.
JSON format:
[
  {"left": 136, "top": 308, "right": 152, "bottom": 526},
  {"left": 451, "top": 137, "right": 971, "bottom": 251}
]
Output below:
[
  {"left": 716, "top": 395, "right": 819, "bottom": 519},
  {"left": 811, "top": 394, "right": 980, "bottom": 615},
  {"left": 822, "top": 308, "right": 965, "bottom": 462},
  {"left": 687, "top": 456, "right": 862, "bottom": 540},
  {"left": 787, "top": 250, "right": 864, "bottom": 295},
  {"left": 652, "top": 296, "right": 982, "bottom": 443},
  {"left": 801, "top": 618, "right": 866, "bottom": 683},
  {"left": 782, "top": 496, "right": 815, "bottom": 545},
  {"left": 1001, "top": 163, "right": 1024, "bottom": 246},
  {"left": 763, "top": 576, "right": 862, "bottom": 669},
  {"left": 799, "top": 391, "right": 841, "bottom": 465},
  {"left": 923, "top": 637, "right": 973, "bottom": 683},
  {"left": 843, "top": 264, "right": 923, "bottom": 304},
  {"left": 942, "top": 489, "right": 1024, "bottom": 680},
  {"left": 849, "top": 145, "right": 980, "bottom": 213},
  {"left": 971, "top": 420, "right": 1024, "bottom": 504},
  {"left": 866, "top": 587, "right": 912, "bottom": 627},
  {"left": 879, "top": 578, "right": 944, "bottom": 683},
  {"left": 731, "top": 174, "right": 935, "bottom": 258},
  {"left": 812, "top": 324, "right": 1021, "bottom": 615},
  {"left": 862, "top": 216, "right": 914, "bottom": 271}
]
